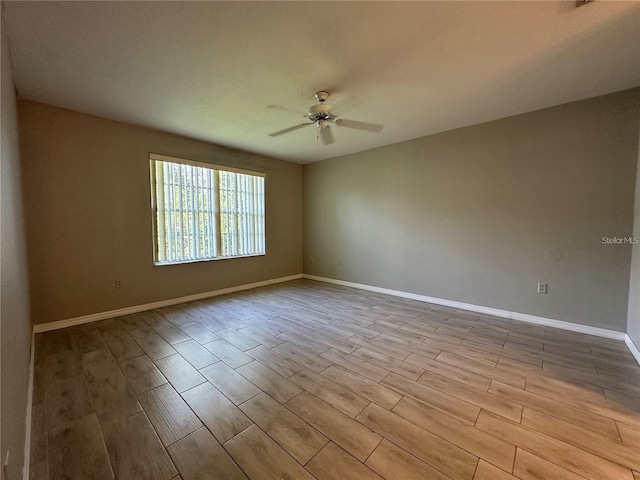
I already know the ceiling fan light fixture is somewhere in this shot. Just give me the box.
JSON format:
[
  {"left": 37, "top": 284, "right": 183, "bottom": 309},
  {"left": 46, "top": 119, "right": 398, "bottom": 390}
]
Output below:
[{"left": 267, "top": 90, "right": 384, "bottom": 143}]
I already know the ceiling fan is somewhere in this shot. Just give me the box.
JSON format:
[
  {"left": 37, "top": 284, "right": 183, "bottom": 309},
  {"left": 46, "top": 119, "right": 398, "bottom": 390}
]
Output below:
[{"left": 268, "top": 91, "right": 384, "bottom": 145}]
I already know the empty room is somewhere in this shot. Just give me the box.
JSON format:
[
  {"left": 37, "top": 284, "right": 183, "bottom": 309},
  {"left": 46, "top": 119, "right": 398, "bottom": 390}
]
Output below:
[{"left": 2, "top": 1, "right": 640, "bottom": 480}]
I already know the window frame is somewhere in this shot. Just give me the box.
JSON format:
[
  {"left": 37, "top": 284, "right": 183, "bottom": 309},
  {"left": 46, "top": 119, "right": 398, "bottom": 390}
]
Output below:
[{"left": 149, "top": 153, "right": 266, "bottom": 266}]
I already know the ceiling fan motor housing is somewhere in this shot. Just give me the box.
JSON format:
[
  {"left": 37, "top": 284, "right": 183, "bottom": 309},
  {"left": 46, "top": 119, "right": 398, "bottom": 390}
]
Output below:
[{"left": 308, "top": 103, "right": 335, "bottom": 122}]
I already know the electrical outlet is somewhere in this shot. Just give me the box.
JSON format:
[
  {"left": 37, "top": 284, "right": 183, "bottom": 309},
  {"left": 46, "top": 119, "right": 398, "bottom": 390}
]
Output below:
[
  {"left": 337, "top": 259, "right": 342, "bottom": 267},
  {"left": 537, "top": 283, "right": 548, "bottom": 294},
  {"left": 115, "top": 279, "right": 122, "bottom": 289}
]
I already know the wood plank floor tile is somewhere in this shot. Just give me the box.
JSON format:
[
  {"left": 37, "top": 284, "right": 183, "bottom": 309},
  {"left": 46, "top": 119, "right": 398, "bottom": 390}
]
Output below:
[
  {"left": 238, "top": 325, "right": 285, "bottom": 348},
  {"left": 488, "top": 380, "right": 621, "bottom": 439},
  {"left": 217, "top": 328, "right": 261, "bottom": 351},
  {"left": 513, "top": 448, "right": 587, "bottom": 480},
  {"left": 69, "top": 324, "right": 107, "bottom": 354},
  {"left": 405, "top": 352, "right": 492, "bottom": 390},
  {"left": 120, "top": 355, "right": 168, "bottom": 394},
  {"left": 521, "top": 407, "right": 640, "bottom": 471},
  {"left": 138, "top": 383, "right": 203, "bottom": 446},
  {"left": 82, "top": 350, "right": 142, "bottom": 423},
  {"left": 237, "top": 361, "right": 302, "bottom": 403},
  {"left": 239, "top": 392, "right": 328, "bottom": 464},
  {"left": 223, "top": 424, "right": 315, "bottom": 480},
  {"left": 246, "top": 345, "right": 304, "bottom": 377},
  {"left": 129, "top": 328, "right": 177, "bottom": 360},
  {"left": 601, "top": 389, "right": 640, "bottom": 420},
  {"left": 382, "top": 372, "right": 480, "bottom": 424},
  {"left": 321, "top": 348, "right": 390, "bottom": 382},
  {"left": 45, "top": 374, "right": 93, "bottom": 431},
  {"left": 81, "top": 349, "right": 120, "bottom": 381},
  {"left": 116, "top": 314, "right": 149, "bottom": 332},
  {"left": 153, "top": 324, "right": 191, "bottom": 345},
  {"left": 290, "top": 327, "right": 359, "bottom": 354},
  {"left": 473, "top": 459, "right": 518, "bottom": 480},
  {"left": 417, "top": 370, "right": 522, "bottom": 421},
  {"left": 306, "top": 442, "right": 384, "bottom": 480},
  {"left": 380, "top": 333, "right": 444, "bottom": 359},
  {"left": 181, "top": 382, "right": 253, "bottom": 443},
  {"left": 463, "top": 339, "right": 549, "bottom": 368},
  {"left": 351, "top": 347, "right": 424, "bottom": 380},
  {"left": 347, "top": 335, "right": 411, "bottom": 360},
  {"left": 167, "top": 428, "right": 248, "bottom": 480},
  {"left": 370, "top": 322, "right": 427, "bottom": 344},
  {"left": 272, "top": 342, "right": 333, "bottom": 373},
  {"left": 393, "top": 396, "right": 515, "bottom": 472},
  {"left": 437, "top": 352, "right": 526, "bottom": 388},
  {"left": 101, "top": 329, "right": 145, "bottom": 361},
  {"left": 199, "top": 362, "right": 260, "bottom": 405},
  {"left": 48, "top": 414, "right": 114, "bottom": 480},
  {"left": 156, "top": 307, "right": 196, "bottom": 328},
  {"left": 430, "top": 343, "right": 501, "bottom": 366},
  {"left": 276, "top": 331, "right": 331, "bottom": 354},
  {"left": 286, "top": 391, "right": 381, "bottom": 462},
  {"left": 525, "top": 374, "right": 607, "bottom": 402},
  {"left": 138, "top": 310, "right": 173, "bottom": 329},
  {"left": 102, "top": 411, "right": 177, "bottom": 480},
  {"left": 311, "top": 321, "right": 361, "bottom": 340},
  {"left": 290, "top": 368, "right": 370, "bottom": 418},
  {"left": 45, "top": 349, "right": 82, "bottom": 384},
  {"left": 403, "top": 322, "right": 449, "bottom": 340},
  {"left": 29, "top": 280, "right": 640, "bottom": 480},
  {"left": 617, "top": 422, "right": 640, "bottom": 444},
  {"left": 365, "top": 439, "right": 453, "bottom": 480},
  {"left": 332, "top": 319, "right": 380, "bottom": 339},
  {"left": 30, "top": 403, "right": 46, "bottom": 466},
  {"left": 173, "top": 340, "right": 219, "bottom": 370},
  {"left": 475, "top": 410, "right": 634, "bottom": 480},
  {"left": 43, "top": 330, "right": 74, "bottom": 356},
  {"left": 204, "top": 339, "right": 253, "bottom": 368},
  {"left": 154, "top": 354, "right": 206, "bottom": 393},
  {"left": 264, "top": 317, "right": 304, "bottom": 335},
  {"left": 86, "top": 373, "right": 143, "bottom": 424},
  {"left": 599, "top": 377, "right": 640, "bottom": 399},
  {"left": 320, "top": 365, "right": 402, "bottom": 410},
  {"left": 180, "top": 324, "right": 219, "bottom": 344},
  {"left": 356, "top": 403, "right": 478, "bottom": 480}
]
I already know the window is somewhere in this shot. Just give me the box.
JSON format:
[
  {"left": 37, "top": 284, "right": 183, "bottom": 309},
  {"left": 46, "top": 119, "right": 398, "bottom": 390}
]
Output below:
[{"left": 150, "top": 154, "right": 265, "bottom": 265}]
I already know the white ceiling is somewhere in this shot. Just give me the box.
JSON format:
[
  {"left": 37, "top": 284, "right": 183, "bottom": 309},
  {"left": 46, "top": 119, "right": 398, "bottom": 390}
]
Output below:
[{"left": 4, "top": 1, "right": 639, "bottom": 164}]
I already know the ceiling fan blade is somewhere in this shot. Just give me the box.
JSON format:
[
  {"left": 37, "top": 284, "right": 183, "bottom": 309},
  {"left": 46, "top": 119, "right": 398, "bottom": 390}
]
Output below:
[
  {"left": 266, "top": 105, "right": 308, "bottom": 117},
  {"left": 318, "top": 125, "right": 335, "bottom": 145},
  {"left": 335, "top": 118, "right": 384, "bottom": 133},
  {"left": 268, "top": 123, "right": 313, "bottom": 137}
]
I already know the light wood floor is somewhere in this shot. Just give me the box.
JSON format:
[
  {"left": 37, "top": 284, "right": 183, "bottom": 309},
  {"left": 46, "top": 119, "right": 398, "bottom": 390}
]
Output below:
[{"left": 29, "top": 279, "right": 640, "bottom": 480}]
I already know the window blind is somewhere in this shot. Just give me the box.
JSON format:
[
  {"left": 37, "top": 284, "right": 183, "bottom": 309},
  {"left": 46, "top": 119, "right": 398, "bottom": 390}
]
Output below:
[{"left": 150, "top": 155, "right": 265, "bottom": 264}]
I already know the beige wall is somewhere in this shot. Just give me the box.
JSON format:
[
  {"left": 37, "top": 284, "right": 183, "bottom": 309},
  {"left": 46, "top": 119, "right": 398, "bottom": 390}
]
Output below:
[
  {"left": 304, "top": 89, "right": 640, "bottom": 331},
  {"left": 1, "top": 17, "right": 32, "bottom": 479},
  {"left": 19, "top": 100, "right": 303, "bottom": 325},
  {"left": 627, "top": 119, "right": 640, "bottom": 348}
]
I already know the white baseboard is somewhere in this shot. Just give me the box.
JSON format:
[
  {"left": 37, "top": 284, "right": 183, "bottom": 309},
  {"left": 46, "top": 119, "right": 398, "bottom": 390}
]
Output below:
[
  {"left": 303, "top": 274, "right": 627, "bottom": 342},
  {"left": 22, "top": 331, "right": 35, "bottom": 480},
  {"left": 625, "top": 335, "right": 640, "bottom": 366},
  {"left": 33, "top": 274, "right": 303, "bottom": 333}
]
